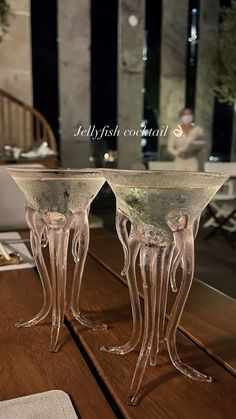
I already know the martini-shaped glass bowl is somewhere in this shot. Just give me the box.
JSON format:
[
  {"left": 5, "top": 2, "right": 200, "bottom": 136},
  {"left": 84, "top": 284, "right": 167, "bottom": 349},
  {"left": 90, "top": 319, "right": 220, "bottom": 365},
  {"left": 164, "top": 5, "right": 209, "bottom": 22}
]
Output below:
[
  {"left": 8, "top": 167, "right": 106, "bottom": 352},
  {"left": 101, "top": 169, "right": 229, "bottom": 405}
]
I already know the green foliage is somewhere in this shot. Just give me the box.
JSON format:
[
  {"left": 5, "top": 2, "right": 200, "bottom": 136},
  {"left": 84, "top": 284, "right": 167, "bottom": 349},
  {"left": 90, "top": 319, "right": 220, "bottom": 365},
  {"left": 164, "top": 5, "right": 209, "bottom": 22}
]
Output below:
[
  {"left": 0, "top": 0, "right": 10, "bottom": 42},
  {"left": 210, "top": 1, "right": 236, "bottom": 103}
]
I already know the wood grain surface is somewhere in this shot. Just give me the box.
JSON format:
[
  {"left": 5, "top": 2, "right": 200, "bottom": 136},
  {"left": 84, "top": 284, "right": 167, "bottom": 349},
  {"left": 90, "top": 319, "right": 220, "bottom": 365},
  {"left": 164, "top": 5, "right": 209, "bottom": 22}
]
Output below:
[
  {"left": 89, "top": 229, "right": 236, "bottom": 376},
  {"left": 65, "top": 249, "right": 236, "bottom": 419},
  {"left": 1, "top": 228, "right": 236, "bottom": 419},
  {"left": 0, "top": 266, "right": 115, "bottom": 419}
]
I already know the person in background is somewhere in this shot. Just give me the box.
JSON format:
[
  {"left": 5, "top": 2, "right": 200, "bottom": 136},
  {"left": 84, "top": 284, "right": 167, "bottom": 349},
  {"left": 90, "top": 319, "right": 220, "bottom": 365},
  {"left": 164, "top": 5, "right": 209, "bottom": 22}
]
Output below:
[
  {"left": 141, "top": 103, "right": 158, "bottom": 169},
  {"left": 167, "top": 108, "right": 204, "bottom": 171}
]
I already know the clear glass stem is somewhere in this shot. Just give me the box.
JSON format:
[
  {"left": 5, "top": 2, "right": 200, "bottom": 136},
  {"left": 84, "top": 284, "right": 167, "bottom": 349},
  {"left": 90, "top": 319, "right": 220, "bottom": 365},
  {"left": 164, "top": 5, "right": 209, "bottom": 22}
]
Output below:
[
  {"left": 166, "top": 226, "right": 213, "bottom": 382},
  {"left": 101, "top": 226, "right": 142, "bottom": 354},
  {"left": 49, "top": 227, "right": 69, "bottom": 352},
  {"left": 16, "top": 208, "right": 52, "bottom": 328},
  {"left": 126, "top": 219, "right": 212, "bottom": 405},
  {"left": 116, "top": 208, "right": 130, "bottom": 275},
  {"left": 159, "top": 246, "right": 174, "bottom": 341},
  {"left": 127, "top": 245, "right": 156, "bottom": 405},
  {"left": 71, "top": 209, "right": 107, "bottom": 330},
  {"left": 150, "top": 246, "right": 173, "bottom": 366},
  {"left": 170, "top": 242, "right": 183, "bottom": 293},
  {"left": 170, "top": 216, "right": 200, "bottom": 293},
  {"left": 193, "top": 216, "right": 201, "bottom": 239},
  {"left": 17, "top": 205, "right": 107, "bottom": 352}
]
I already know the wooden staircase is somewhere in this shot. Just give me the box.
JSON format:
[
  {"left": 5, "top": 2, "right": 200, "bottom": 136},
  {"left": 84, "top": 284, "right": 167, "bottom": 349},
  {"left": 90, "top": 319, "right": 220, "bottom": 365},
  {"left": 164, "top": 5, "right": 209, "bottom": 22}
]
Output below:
[{"left": 0, "top": 88, "right": 57, "bottom": 167}]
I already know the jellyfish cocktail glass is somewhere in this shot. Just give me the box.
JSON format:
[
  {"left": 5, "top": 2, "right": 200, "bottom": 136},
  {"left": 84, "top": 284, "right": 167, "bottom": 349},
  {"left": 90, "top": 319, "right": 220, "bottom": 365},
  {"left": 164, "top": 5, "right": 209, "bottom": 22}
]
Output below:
[
  {"left": 8, "top": 168, "right": 106, "bottom": 352},
  {"left": 101, "top": 169, "right": 229, "bottom": 405}
]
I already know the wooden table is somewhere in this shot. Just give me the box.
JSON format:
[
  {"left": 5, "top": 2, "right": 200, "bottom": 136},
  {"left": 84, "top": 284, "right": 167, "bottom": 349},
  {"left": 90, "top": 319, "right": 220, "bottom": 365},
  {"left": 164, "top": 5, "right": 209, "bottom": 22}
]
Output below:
[
  {"left": 0, "top": 157, "right": 58, "bottom": 169},
  {"left": 0, "top": 228, "right": 236, "bottom": 418}
]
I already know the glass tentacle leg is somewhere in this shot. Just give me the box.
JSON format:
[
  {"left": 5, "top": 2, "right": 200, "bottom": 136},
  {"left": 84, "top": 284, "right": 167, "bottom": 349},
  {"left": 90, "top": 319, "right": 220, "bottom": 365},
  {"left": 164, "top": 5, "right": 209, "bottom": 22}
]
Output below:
[
  {"left": 150, "top": 246, "right": 172, "bottom": 366},
  {"left": 193, "top": 216, "right": 201, "bottom": 239},
  {"left": 149, "top": 246, "right": 162, "bottom": 366},
  {"left": 71, "top": 209, "right": 107, "bottom": 330},
  {"left": 116, "top": 207, "right": 131, "bottom": 275},
  {"left": 127, "top": 245, "right": 157, "bottom": 406},
  {"left": 170, "top": 215, "right": 201, "bottom": 293},
  {"left": 158, "top": 245, "right": 174, "bottom": 343},
  {"left": 170, "top": 241, "right": 183, "bottom": 293},
  {"left": 16, "top": 207, "right": 52, "bottom": 328},
  {"left": 49, "top": 226, "right": 70, "bottom": 352},
  {"left": 166, "top": 226, "right": 213, "bottom": 382},
  {"left": 101, "top": 225, "right": 142, "bottom": 354}
]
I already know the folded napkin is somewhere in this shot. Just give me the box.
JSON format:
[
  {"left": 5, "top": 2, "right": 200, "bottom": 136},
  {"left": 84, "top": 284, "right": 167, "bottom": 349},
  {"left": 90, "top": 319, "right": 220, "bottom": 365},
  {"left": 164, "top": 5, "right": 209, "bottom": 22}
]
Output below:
[
  {"left": 0, "top": 390, "right": 78, "bottom": 419},
  {"left": 0, "top": 232, "right": 35, "bottom": 272}
]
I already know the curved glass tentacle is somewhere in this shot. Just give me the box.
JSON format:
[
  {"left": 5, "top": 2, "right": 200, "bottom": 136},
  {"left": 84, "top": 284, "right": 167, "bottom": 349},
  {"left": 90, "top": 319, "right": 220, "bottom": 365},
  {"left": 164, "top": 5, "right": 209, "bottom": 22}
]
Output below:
[
  {"left": 149, "top": 246, "right": 163, "bottom": 366},
  {"left": 166, "top": 227, "right": 213, "bottom": 382},
  {"left": 101, "top": 225, "right": 141, "bottom": 354},
  {"left": 71, "top": 209, "right": 107, "bottom": 330},
  {"left": 116, "top": 207, "right": 131, "bottom": 275},
  {"left": 193, "top": 216, "right": 201, "bottom": 239},
  {"left": 150, "top": 245, "right": 175, "bottom": 366},
  {"left": 127, "top": 244, "right": 156, "bottom": 405},
  {"left": 159, "top": 245, "right": 174, "bottom": 340},
  {"left": 170, "top": 215, "right": 201, "bottom": 293},
  {"left": 16, "top": 207, "right": 52, "bottom": 328},
  {"left": 49, "top": 226, "right": 70, "bottom": 352},
  {"left": 170, "top": 242, "right": 183, "bottom": 293}
]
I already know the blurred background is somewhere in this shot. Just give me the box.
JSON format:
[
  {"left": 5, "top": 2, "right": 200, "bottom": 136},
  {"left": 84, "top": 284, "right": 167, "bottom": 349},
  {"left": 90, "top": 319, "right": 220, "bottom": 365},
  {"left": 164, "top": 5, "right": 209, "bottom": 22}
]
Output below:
[{"left": 0, "top": 0, "right": 235, "bottom": 297}]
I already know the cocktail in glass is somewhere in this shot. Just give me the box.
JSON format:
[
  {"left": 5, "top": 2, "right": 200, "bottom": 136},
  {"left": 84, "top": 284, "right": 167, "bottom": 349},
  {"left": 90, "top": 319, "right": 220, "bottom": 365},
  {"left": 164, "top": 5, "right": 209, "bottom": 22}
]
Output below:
[
  {"left": 8, "top": 167, "right": 106, "bottom": 352},
  {"left": 102, "top": 169, "right": 229, "bottom": 405}
]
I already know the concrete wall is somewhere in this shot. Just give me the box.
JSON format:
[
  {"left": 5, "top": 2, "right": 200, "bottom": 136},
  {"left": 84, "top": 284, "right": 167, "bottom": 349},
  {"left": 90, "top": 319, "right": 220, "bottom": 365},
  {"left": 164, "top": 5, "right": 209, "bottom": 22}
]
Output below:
[
  {"left": 159, "top": 0, "right": 188, "bottom": 159},
  {"left": 0, "top": 0, "right": 32, "bottom": 104},
  {"left": 58, "top": 0, "right": 91, "bottom": 168},
  {"left": 117, "top": 0, "right": 145, "bottom": 169},
  {"left": 195, "top": 0, "right": 219, "bottom": 159}
]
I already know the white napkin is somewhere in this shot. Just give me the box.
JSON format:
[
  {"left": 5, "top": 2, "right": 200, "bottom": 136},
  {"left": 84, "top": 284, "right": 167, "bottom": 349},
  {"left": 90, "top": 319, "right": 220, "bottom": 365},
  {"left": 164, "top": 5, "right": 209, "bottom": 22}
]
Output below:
[
  {"left": 0, "top": 390, "right": 78, "bottom": 419},
  {"left": 0, "top": 232, "right": 35, "bottom": 272}
]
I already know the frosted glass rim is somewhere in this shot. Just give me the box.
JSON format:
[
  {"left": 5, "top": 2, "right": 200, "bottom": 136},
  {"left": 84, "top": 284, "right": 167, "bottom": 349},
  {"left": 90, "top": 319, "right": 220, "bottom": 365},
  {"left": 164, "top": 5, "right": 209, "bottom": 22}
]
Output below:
[{"left": 101, "top": 168, "right": 229, "bottom": 179}]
